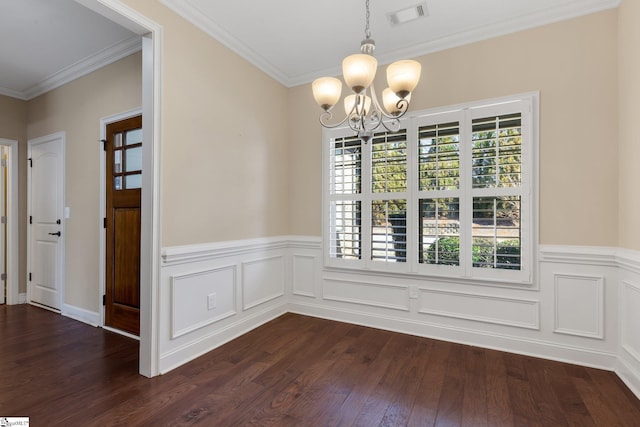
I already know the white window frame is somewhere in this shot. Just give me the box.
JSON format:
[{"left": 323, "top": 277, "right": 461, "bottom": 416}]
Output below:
[{"left": 322, "top": 92, "right": 539, "bottom": 286}]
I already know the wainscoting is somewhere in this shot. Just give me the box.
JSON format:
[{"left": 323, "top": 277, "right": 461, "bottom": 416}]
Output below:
[
  {"left": 156, "top": 236, "right": 640, "bottom": 398},
  {"left": 158, "top": 238, "right": 292, "bottom": 373}
]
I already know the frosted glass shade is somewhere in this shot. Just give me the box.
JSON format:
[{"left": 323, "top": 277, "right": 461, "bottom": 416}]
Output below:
[
  {"left": 344, "top": 94, "right": 372, "bottom": 116},
  {"left": 342, "top": 54, "right": 378, "bottom": 94},
  {"left": 312, "top": 77, "right": 342, "bottom": 111},
  {"left": 386, "top": 60, "right": 421, "bottom": 98},
  {"left": 383, "top": 88, "right": 411, "bottom": 116}
]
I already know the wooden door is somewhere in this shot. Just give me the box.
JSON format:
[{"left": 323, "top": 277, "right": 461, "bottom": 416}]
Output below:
[
  {"left": 28, "top": 134, "right": 65, "bottom": 311},
  {"left": 105, "top": 116, "right": 142, "bottom": 336}
]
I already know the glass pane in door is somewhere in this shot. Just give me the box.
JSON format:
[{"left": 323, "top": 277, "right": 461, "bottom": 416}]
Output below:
[
  {"left": 125, "top": 174, "right": 141, "bottom": 189},
  {"left": 125, "top": 147, "right": 142, "bottom": 172},
  {"left": 125, "top": 129, "right": 142, "bottom": 146}
]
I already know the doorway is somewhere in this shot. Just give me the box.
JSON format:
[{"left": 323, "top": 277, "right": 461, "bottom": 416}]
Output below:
[
  {"left": 0, "top": 139, "right": 19, "bottom": 305},
  {"left": 65, "top": 0, "right": 161, "bottom": 377},
  {"left": 104, "top": 114, "right": 142, "bottom": 336},
  {"left": 0, "top": 145, "right": 6, "bottom": 304}
]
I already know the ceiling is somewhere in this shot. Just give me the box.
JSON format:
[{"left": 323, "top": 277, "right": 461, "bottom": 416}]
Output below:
[
  {"left": 160, "top": 0, "right": 621, "bottom": 87},
  {"left": 0, "top": 0, "right": 139, "bottom": 100},
  {"left": 0, "top": 0, "right": 620, "bottom": 100}
]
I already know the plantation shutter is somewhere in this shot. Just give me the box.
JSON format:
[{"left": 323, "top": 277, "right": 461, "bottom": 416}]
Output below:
[
  {"left": 417, "top": 116, "right": 462, "bottom": 269},
  {"left": 471, "top": 112, "right": 523, "bottom": 271},
  {"left": 329, "top": 135, "right": 362, "bottom": 260},
  {"left": 323, "top": 94, "right": 536, "bottom": 285},
  {"left": 371, "top": 130, "right": 408, "bottom": 263}
]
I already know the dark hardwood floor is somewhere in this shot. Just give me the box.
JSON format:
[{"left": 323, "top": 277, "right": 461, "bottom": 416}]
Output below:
[{"left": 1, "top": 305, "right": 639, "bottom": 426}]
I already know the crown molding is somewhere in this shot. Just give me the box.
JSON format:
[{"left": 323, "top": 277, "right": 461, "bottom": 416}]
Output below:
[
  {"left": 0, "top": 86, "right": 29, "bottom": 101},
  {"left": 23, "top": 35, "right": 142, "bottom": 100},
  {"left": 374, "top": 0, "right": 622, "bottom": 69},
  {"left": 1, "top": 35, "right": 142, "bottom": 101},
  {"left": 159, "top": 0, "right": 289, "bottom": 87},
  {"left": 160, "top": 0, "right": 620, "bottom": 88}
]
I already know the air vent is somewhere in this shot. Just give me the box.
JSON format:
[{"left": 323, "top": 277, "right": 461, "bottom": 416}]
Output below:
[{"left": 387, "top": 3, "right": 428, "bottom": 26}]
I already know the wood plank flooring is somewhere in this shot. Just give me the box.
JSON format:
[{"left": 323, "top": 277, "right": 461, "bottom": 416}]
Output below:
[{"left": 1, "top": 305, "right": 639, "bottom": 426}]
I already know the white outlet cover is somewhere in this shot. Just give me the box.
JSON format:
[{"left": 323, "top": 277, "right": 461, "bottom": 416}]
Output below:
[{"left": 207, "top": 293, "right": 216, "bottom": 310}]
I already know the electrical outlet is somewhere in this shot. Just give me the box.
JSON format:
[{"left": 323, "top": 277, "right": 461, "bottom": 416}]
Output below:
[
  {"left": 207, "top": 293, "right": 216, "bottom": 310},
  {"left": 409, "top": 286, "right": 419, "bottom": 299}
]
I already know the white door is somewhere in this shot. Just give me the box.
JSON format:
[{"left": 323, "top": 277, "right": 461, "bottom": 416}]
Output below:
[
  {"left": 28, "top": 133, "right": 65, "bottom": 311},
  {"left": 0, "top": 146, "right": 5, "bottom": 305}
]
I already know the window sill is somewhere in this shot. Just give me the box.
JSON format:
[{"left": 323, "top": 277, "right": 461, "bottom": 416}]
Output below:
[{"left": 322, "top": 263, "right": 536, "bottom": 290}]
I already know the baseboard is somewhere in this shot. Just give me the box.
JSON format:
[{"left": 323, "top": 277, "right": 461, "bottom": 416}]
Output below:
[
  {"left": 19, "top": 293, "right": 27, "bottom": 304},
  {"left": 158, "top": 302, "right": 288, "bottom": 374},
  {"left": 62, "top": 304, "right": 100, "bottom": 327},
  {"left": 288, "top": 302, "right": 618, "bottom": 372},
  {"left": 103, "top": 325, "right": 140, "bottom": 340},
  {"left": 616, "top": 355, "right": 640, "bottom": 400}
]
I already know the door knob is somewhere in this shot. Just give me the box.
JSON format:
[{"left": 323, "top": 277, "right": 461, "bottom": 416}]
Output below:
[{"left": 49, "top": 231, "right": 61, "bottom": 237}]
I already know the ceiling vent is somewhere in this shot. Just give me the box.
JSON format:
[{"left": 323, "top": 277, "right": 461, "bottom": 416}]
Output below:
[{"left": 387, "top": 3, "right": 428, "bottom": 26}]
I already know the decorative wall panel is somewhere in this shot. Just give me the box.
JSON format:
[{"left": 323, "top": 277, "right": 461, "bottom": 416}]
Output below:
[
  {"left": 554, "top": 274, "right": 604, "bottom": 339},
  {"left": 292, "top": 254, "right": 316, "bottom": 297},
  {"left": 242, "top": 255, "right": 285, "bottom": 310},
  {"left": 170, "top": 265, "right": 237, "bottom": 339},
  {"left": 418, "top": 288, "right": 540, "bottom": 329},
  {"left": 323, "top": 278, "right": 410, "bottom": 311}
]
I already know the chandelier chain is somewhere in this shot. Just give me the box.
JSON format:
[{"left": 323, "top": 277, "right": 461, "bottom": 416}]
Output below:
[{"left": 365, "top": 0, "right": 371, "bottom": 39}]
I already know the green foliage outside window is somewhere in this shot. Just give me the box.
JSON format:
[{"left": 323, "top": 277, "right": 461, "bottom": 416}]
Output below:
[{"left": 424, "top": 236, "right": 521, "bottom": 269}]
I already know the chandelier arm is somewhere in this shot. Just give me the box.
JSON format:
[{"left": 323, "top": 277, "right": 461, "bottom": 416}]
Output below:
[
  {"left": 369, "top": 83, "right": 410, "bottom": 120},
  {"left": 365, "top": 108, "right": 383, "bottom": 132},
  {"left": 319, "top": 98, "right": 369, "bottom": 133},
  {"left": 378, "top": 117, "right": 401, "bottom": 133},
  {"left": 369, "top": 107, "right": 399, "bottom": 133},
  {"left": 319, "top": 110, "right": 352, "bottom": 129}
]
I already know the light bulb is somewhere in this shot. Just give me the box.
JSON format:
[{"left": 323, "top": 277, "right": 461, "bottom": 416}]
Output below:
[
  {"left": 312, "top": 77, "right": 342, "bottom": 111},
  {"left": 386, "top": 60, "right": 421, "bottom": 99},
  {"left": 342, "top": 54, "right": 377, "bottom": 94}
]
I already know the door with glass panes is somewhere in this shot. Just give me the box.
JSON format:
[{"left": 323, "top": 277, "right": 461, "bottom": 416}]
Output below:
[{"left": 105, "top": 115, "right": 142, "bottom": 336}]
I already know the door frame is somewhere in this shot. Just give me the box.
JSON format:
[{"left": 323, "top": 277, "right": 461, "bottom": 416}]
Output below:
[
  {"left": 75, "top": 0, "right": 163, "bottom": 377},
  {"left": 99, "top": 107, "right": 142, "bottom": 339},
  {"left": 0, "top": 139, "right": 18, "bottom": 305},
  {"left": 0, "top": 145, "right": 4, "bottom": 305},
  {"left": 26, "top": 132, "right": 66, "bottom": 311}
]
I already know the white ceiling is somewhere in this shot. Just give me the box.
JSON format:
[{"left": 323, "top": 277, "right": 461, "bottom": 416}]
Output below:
[
  {"left": 161, "top": 0, "right": 621, "bottom": 87},
  {"left": 0, "top": 0, "right": 621, "bottom": 100},
  {"left": 0, "top": 0, "right": 139, "bottom": 100}
]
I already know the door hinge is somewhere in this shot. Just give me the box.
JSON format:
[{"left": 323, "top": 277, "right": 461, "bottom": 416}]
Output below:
[
  {"left": 29, "top": 272, "right": 32, "bottom": 281},
  {"left": 0, "top": 216, "right": 6, "bottom": 224},
  {"left": 103, "top": 295, "right": 106, "bottom": 306},
  {"left": 28, "top": 158, "right": 32, "bottom": 168},
  {"left": 0, "top": 273, "right": 6, "bottom": 281},
  {"left": 29, "top": 215, "right": 32, "bottom": 224},
  {"left": 103, "top": 217, "right": 107, "bottom": 228},
  {"left": 101, "top": 139, "right": 107, "bottom": 151},
  {"left": 0, "top": 159, "right": 6, "bottom": 167}
]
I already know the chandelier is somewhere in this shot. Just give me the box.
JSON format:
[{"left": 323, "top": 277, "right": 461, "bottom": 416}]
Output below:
[{"left": 311, "top": 0, "right": 422, "bottom": 143}]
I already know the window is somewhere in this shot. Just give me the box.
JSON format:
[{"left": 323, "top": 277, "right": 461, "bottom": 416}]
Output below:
[{"left": 324, "top": 93, "right": 537, "bottom": 285}]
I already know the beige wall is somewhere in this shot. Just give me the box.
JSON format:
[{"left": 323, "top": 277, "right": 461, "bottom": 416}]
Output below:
[
  {"left": 0, "top": 95, "right": 28, "bottom": 293},
  {"left": 618, "top": 0, "right": 640, "bottom": 251},
  {"left": 289, "top": 10, "right": 620, "bottom": 247},
  {"left": 124, "top": 0, "right": 290, "bottom": 246},
  {"left": 27, "top": 52, "right": 142, "bottom": 311},
  {"left": 4, "top": 3, "right": 634, "bottom": 312}
]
